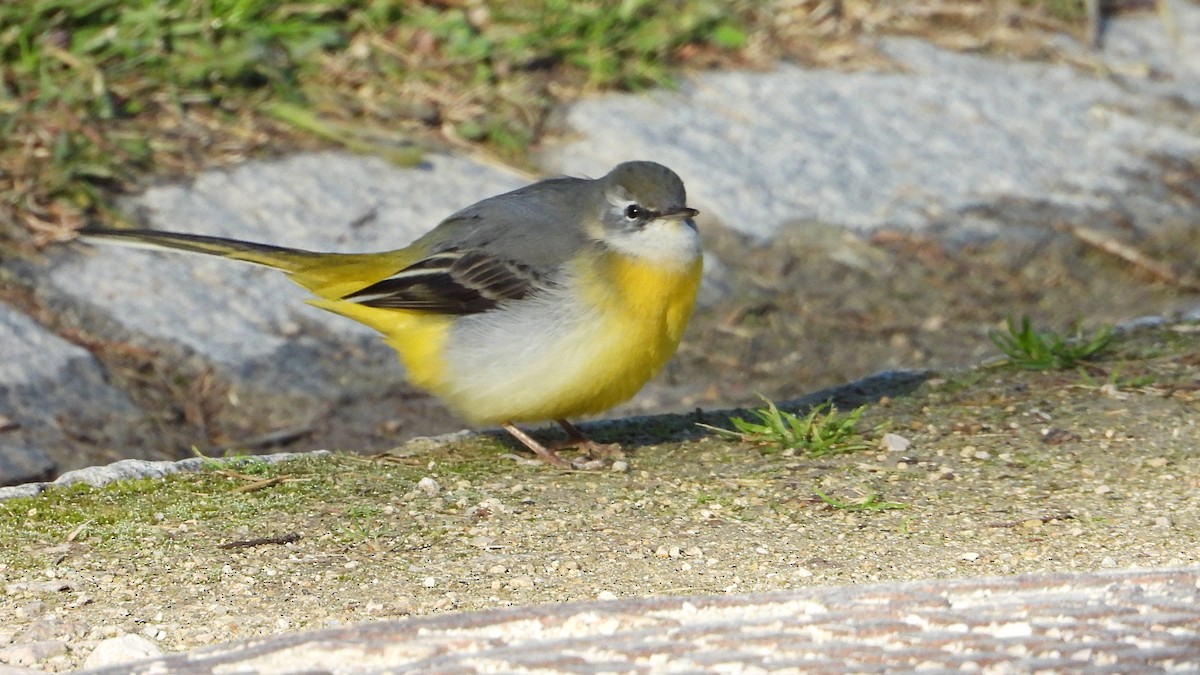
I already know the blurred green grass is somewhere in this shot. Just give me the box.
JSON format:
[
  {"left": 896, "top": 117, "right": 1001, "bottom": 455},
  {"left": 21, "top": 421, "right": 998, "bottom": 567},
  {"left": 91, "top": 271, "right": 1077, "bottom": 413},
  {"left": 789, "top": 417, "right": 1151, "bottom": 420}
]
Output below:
[
  {"left": 0, "top": 0, "right": 763, "bottom": 252},
  {"left": 1, "top": 0, "right": 1095, "bottom": 254}
]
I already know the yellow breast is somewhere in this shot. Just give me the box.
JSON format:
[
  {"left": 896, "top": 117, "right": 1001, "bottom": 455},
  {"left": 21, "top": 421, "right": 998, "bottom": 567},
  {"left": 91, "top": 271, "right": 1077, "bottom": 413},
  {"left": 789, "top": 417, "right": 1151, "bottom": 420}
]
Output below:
[{"left": 569, "top": 250, "right": 704, "bottom": 411}]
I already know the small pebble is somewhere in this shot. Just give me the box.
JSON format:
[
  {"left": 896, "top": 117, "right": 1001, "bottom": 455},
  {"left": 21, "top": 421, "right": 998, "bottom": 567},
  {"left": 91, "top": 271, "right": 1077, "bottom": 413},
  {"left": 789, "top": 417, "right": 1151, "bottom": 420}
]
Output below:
[
  {"left": 881, "top": 433, "right": 911, "bottom": 453},
  {"left": 423, "top": 577, "right": 437, "bottom": 588},
  {"left": 611, "top": 460, "right": 630, "bottom": 473},
  {"left": 597, "top": 591, "right": 617, "bottom": 601},
  {"left": 417, "top": 477, "right": 440, "bottom": 495},
  {"left": 992, "top": 622, "right": 1033, "bottom": 638},
  {"left": 1100, "top": 557, "right": 1118, "bottom": 568},
  {"left": 962, "top": 552, "right": 980, "bottom": 562}
]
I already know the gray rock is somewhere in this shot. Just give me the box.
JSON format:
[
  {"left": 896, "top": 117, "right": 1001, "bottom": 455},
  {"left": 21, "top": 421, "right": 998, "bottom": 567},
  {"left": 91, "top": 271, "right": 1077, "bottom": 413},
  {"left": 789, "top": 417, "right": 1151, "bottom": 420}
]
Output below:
[
  {"left": 0, "top": 450, "right": 330, "bottom": 500},
  {"left": 0, "top": 444, "right": 54, "bottom": 488},
  {"left": 52, "top": 457, "right": 211, "bottom": 489},
  {"left": 51, "top": 452, "right": 312, "bottom": 488},
  {"left": 544, "top": 6, "right": 1200, "bottom": 241},
  {"left": 0, "top": 483, "right": 41, "bottom": 500},
  {"left": 83, "top": 634, "right": 163, "bottom": 671},
  {"left": 0, "top": 303, "right": 140, "bottom": 484}
]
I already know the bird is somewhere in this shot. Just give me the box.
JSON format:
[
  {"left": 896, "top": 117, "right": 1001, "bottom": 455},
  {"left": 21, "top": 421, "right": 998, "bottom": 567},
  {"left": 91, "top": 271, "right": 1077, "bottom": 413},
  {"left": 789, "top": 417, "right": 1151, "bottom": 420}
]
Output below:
[{"left": 77, "top": 161, "right": 703, "bottom": 468}]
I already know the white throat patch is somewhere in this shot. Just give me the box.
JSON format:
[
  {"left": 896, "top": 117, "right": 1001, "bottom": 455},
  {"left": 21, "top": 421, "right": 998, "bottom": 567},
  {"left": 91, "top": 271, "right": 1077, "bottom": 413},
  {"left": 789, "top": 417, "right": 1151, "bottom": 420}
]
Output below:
[{"left": 603, "top": 218, "right": 701, "bottom": 267}]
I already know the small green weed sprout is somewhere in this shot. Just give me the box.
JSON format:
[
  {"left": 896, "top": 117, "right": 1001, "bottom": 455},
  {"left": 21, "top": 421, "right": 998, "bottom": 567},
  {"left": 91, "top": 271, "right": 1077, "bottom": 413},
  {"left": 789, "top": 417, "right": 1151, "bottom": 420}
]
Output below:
[
  {"left": 1078, "top": 363, "right": 1157, "bottom": 391},
  {"left": 702, "top": 397, "right": 871, "bottom": 456},
  {"left": 989, "top": 315, "right": 1115, "bottom": 370}
]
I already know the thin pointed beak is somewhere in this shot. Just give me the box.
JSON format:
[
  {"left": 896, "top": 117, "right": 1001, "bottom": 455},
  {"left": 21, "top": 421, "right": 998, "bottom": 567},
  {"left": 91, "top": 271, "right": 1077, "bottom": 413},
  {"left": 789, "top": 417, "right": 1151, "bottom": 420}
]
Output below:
[{"left": 659, "top": 206, "right": 699, "bottom": 221}]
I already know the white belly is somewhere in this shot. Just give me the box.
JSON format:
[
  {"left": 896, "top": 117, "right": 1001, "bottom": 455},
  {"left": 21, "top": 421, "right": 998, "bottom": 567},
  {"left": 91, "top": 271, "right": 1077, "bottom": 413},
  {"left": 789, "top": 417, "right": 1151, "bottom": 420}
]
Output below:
[{"left": 438, "top": 282, "right": 618, "bottom": 422}]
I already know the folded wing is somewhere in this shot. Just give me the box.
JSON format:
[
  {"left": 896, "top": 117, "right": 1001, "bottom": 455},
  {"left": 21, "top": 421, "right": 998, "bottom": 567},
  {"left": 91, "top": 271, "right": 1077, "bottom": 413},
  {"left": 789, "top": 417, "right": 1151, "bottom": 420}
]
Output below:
[{"left": 343, "top": 249, "right": 542, "bottom": 314}]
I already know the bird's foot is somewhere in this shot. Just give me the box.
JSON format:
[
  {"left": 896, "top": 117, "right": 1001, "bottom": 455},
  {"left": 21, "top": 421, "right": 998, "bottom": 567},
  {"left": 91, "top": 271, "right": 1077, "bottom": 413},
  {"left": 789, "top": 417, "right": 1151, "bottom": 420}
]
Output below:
[
  {"left": 551, "top": 419, "right": 624, "bottom": 467},
  {"left": 501, "top": 423, "right": 572, "bottom": 468},
  {"left": 500, "top": 420, "right": 624, "bottom": 469}
]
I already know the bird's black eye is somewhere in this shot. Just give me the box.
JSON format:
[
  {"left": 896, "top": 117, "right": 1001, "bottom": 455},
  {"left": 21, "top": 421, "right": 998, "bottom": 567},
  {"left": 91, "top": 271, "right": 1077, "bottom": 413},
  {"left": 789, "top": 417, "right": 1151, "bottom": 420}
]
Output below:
[{"left": 624, "top": 204, "right": 645, "bottom": 220}]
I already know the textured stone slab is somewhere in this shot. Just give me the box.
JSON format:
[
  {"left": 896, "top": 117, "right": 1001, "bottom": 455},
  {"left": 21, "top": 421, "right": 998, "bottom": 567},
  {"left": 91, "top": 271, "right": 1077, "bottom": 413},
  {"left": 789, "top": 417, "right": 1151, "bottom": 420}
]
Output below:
[
  {"left": 80, "top": 567, "right": 1200, "bottom": 674},
  {"left": 0, "top": 451, "right": 330, "bottom": 501},
  {"left": 0, "top": 444, "right": 54, "bottom": 491},
  {"left": 545, "top": 5, "right": 1200, "bottom": 240},
  {"left": 0, "top": 303, "right": 139, "bottom": 484}
]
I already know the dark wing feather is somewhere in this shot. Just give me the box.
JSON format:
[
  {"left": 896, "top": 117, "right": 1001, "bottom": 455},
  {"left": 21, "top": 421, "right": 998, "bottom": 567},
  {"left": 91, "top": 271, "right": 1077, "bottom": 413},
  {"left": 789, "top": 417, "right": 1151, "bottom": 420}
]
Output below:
[{"left": 342, "top": 250, "right": 541, "bottom": 314}]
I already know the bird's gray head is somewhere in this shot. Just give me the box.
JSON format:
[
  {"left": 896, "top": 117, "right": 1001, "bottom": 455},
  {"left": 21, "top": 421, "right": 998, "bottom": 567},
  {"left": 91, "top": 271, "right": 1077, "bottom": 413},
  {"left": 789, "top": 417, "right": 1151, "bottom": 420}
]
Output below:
[{"left": 593, "top": 161, "right": 700, "bottom": 266}]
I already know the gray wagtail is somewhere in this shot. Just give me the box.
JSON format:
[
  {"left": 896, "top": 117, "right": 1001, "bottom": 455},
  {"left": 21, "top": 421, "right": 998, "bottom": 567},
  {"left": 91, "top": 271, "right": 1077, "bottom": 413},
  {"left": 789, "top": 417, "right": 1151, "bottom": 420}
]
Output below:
[{"left": 79, "top": 161, "right": 702, "bottom": 467}]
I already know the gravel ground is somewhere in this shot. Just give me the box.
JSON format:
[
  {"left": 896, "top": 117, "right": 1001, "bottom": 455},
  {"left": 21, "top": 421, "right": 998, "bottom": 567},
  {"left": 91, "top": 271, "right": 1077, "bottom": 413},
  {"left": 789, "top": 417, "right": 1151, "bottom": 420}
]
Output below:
[{"left": 1, "top": 322, "right": 1198, "bottom": 670}]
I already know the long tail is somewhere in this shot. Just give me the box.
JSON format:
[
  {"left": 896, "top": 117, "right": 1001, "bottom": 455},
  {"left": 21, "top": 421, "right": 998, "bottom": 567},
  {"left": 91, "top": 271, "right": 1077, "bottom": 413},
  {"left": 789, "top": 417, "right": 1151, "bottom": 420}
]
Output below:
[
  {"left": 77, "top": 227, "right": 420, "bottom": 300},
  {"left": 76, "top": 227, "right": 322, "bottom": 273}
]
